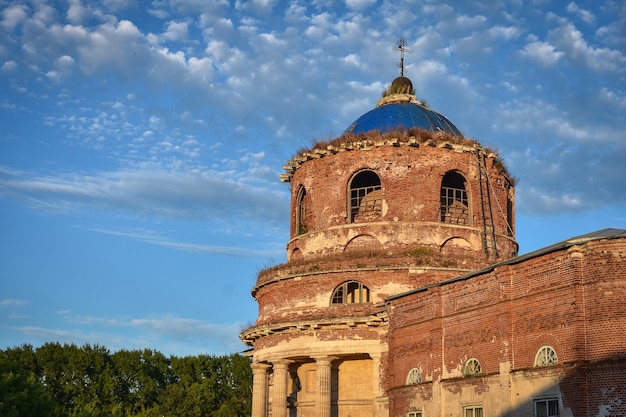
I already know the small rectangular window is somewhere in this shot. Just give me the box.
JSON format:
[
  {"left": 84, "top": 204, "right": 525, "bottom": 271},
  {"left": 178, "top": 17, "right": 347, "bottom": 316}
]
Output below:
[
  {"left": 407, "top": 411, "right": 422, "bottom": 417},
  {"left": 464, "top": 406, "right": 482, "bottom": 417},
  {"left": 535, "top": 398, "right": 559, "bottom": 417}
]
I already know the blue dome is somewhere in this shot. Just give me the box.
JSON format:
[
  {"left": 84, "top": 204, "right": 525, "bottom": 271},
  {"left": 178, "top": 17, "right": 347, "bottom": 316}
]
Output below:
[{"left": 344, "top": 101, "right": 463, "bottom": 137}]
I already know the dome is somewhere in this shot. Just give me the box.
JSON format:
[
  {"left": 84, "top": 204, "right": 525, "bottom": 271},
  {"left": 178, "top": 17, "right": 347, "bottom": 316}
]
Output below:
[{"left": 344, "top": 77, "right": 463, "bottom": 137}]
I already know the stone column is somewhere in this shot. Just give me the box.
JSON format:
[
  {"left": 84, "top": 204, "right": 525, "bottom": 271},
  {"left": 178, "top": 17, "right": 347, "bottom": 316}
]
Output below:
[
  {"left": 272, "top": 360, "right": 292, "bottom": 417},
  {"left": 315, "top": 356, "right": 335, "bottom": 417},
  {"left": 251, "top": 362, "right": 271, "bottom": 417}
]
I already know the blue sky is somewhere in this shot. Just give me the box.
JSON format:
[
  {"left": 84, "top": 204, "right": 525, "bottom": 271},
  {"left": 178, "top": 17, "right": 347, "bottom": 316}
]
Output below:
[{"left": 1, "top": 0, "right": 624, "bottom": 357}]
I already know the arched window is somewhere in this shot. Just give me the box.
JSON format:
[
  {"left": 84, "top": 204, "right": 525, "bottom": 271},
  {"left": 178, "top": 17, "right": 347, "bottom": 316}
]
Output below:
[
  {"left": 331, "top": 281, "right": 370, "bottom": 305},
  {"left": 534, "top": 346, "right": 558, "bottom": 367},
  {"left": 349, "top": 170, "right": 382, "bottom": 223},
  {"left": 406, "top": 368, "right": 422, "bottom": 385},
  {"left": 440, "top": 171, "right": 469, "bottom": 225},
  {"left": 463, "top": 358, "right": 481, "bottom": 376},
  {"left": 296, "top": 186, "right": 307, "bottom": 235}
]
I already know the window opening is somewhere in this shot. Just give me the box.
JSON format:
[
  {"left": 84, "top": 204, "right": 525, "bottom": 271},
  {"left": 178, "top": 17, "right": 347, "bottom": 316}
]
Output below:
[
  {"left": 331, "top": 281, "right": 370, "bottom": 305},
  {"left": 535, "top": 398, "right": 559, "bottom": 417},
  {"left": 296, "top": 186, "right": 307, "bottom": 235},
  {"left": 534, "top": 346, "right": 558, "bottom": 367},
  {"left": 463, "top": 358, "right": 481, "bottom": 376},
  {"left": 506, "top": 185, "right": 514, "bottom": 237},
  {"left": 440, "top": 172, "right": 469, "bottom": 225},
  {"left": 408, "top": 411, "right": 423, "bottom": 417},
  {"left": 464, "top": 406, "right": 483, "bottom": 417},
  {"left": 349, "top": 170, "right": 382, "bottom": 223},
  {"left": 406, "top": 368, "right": 422, "bottom": 385}
]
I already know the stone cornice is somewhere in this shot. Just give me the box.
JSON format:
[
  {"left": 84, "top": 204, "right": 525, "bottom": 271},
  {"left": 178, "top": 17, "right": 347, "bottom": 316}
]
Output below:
[
  {"left": 240, "top": 311, "right": 388, "bottom": 346},
  {"left": 281, "top": 140, "right": 495, "bottom": 183}
]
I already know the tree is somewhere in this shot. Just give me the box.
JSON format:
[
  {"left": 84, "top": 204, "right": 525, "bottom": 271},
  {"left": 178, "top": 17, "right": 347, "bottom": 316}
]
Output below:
[
  {"left": 0, "top": 344, "right": 252, "bottom": 417},
  {"left": 0, "top": 353, "right": 56, "bottom": 417}
]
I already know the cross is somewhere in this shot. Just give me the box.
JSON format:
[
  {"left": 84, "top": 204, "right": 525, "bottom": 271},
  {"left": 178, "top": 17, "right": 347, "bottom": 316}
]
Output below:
[{"left": 392, "top": 38, "right": 413, "bottom": 77}]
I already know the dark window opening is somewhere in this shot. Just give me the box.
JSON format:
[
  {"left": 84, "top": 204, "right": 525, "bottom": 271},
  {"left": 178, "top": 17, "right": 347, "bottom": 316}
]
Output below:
[
  {"left": 440, "top": 172, "right": 469, "bottom": 225},
  {"left": 349, "top": 171, "right": 382, "bottom": 223},
  {"left": 507, "top": 191, "right": 514, "bottom": 237},
  {"left": 296, "top": 186, "right": 307, "bottom": 235}
]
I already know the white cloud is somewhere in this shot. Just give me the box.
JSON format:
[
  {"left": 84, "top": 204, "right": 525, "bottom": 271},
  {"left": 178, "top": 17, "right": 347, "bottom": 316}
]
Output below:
[
  {"left": 1, "top": 4, "right": 29, "bottom": 30},
  {"left": 0, "top": 166, "right": 289, "bottom": 228},
  {"left": 163, "top": 20, "right": 188, "bottom": 42},
  {"left": 548, "top": 23, "right": 625, "bottom": 72},
  {"left": 235, "top": 0, "right": 276, "bottom": 15},
  {"left": 1, "top": 299, "right": 29, "bottom": 307},
  {"left": 345, "top": 0, "right": 377, "bottom": 11},
  {"left": 45, "top": 55, "right": 75, "bottom": 82},
  {"left": 86, "top": 227, "right": 282, "bottom": 257},
  {"left": 566, "top": 2, "right": 595, "bottom": 25},
  {"left": 518, "top": 186, "right": 584, "bottom": 213},
  {"left": 488, "top": 25, "right": 523, "bottom": 40},
  {"left": 3, "top": 315, "right": 244, "bottom": 355},
  {"left": 1, "top": 60, "right": 17, "bottom": 72},
  {"left": 521, "top": 40, "right": 564, "bottom": 66},
  {"left": 55, "top": 311, "right": 246, "bottom": 354}
]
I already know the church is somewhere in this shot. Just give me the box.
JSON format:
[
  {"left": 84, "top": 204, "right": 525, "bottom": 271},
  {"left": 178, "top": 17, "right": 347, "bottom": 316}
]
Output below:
[{"left": 240, "top": 43, "right": 626, "bottom": 417}]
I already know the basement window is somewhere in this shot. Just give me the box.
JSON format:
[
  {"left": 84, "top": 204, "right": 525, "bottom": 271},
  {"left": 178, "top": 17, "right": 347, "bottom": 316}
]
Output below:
[
  {"left": 534, "top": 346, "right": 558, "bottom": 367},
  {"left": 349, "top": 170, "right": 382, "bottom": 223},
  {"left": 406, "top": 368, "right": 422, "bottom": 385},
  {"left": 440, "top": 171, "right": 469, "bottom": 225},
  {"left": 535, "top": 398, "right": 559, "bottom": 417},
  {"left": 331, "top": 281, "right": 370, "bottom": 305},
  {"left": 463, "top": 358, "right": 481, "bottom": 376}
]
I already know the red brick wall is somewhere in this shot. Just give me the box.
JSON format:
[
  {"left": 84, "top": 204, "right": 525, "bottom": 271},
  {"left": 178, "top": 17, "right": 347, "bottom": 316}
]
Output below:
[
  {"left": 386, "top": 238, "right": 626, "bottom": 417},
  {"left": 287, "top": 145, "right": 517, "bottom": 261}
]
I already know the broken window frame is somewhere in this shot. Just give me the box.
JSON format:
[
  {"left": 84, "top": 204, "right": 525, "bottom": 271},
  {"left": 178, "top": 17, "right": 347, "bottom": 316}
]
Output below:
[
  {"left": 331, "top": 280, "right": 371, "bottom": 305},
  {"left": 440, "top": 171, "right": 470, "bottom": 225},
  {"left": 348, "top": 170, "right": 382, "bottom": 223}
]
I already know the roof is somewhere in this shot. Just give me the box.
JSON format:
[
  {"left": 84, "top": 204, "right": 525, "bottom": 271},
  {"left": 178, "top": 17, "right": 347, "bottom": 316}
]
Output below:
[
  {"left": 344, "top": 101, "right": 463, "bottom": 137},
  {"left": 343, "top": 76, "right": 463, "bottom": 137},
  {"left": 387, "top": 228, "right": 626, "bottom": 301}
]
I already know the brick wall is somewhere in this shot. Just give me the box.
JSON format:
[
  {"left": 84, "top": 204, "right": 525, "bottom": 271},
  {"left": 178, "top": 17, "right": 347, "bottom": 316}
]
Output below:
[
  {"left": 287, "top": 144, "right": 517, "bottom": 261},
  {"left": 386, "top": 238, "right": 626, "bottom": 417}
]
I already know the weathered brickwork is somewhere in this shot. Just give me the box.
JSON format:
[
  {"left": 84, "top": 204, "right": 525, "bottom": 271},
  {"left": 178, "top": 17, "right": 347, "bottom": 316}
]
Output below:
[
  {"left": 241, "top": 86, "right": 625, "bottom": 417},
  {"left": 287, "top": 143, "right": 517, "bottom": 262},
  {"left": 386, "top": 238, "right": 626, "bottom": 417}
]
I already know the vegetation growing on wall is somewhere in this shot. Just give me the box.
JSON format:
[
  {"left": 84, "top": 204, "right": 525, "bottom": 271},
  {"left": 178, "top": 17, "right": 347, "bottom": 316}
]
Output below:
[{"left": 292, "top": 128, "right": 516, "bottom": 185}]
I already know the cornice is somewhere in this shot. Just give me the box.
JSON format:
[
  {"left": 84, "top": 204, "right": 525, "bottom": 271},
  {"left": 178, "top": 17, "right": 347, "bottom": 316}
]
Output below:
[{"left": 240, "top": 311, "right": 388, "bottom": 346}]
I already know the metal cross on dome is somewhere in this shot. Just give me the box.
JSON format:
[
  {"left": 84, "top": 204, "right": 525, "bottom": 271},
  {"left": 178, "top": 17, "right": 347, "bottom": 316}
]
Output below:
[{"left": 392, "top": 38, "right": 413, "bottom": 77}]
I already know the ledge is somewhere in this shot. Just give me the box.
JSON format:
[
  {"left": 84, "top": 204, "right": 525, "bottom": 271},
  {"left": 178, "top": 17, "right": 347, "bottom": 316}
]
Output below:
[{"left": 240, "top": 311, "right": 388, "bottom": 346}]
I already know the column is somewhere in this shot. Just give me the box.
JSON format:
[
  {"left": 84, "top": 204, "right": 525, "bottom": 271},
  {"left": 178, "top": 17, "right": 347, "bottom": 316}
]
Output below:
[
  {"left": 315, "top": 356, "right": 335, "bottom": 417},
  {"left": 251, "top": 362, "right": 271, "bottom": 417},
  {"left": 370, "top": 353, "right": 386, "bottom": 416},
  {"left": 272, "top": 360, "right": 292, "bottom": 417}
]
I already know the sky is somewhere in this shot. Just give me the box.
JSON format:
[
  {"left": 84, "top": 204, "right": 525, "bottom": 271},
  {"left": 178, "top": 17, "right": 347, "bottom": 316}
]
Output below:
[{"left": 1, "top": 0, "right": 625, "bottom": 357}]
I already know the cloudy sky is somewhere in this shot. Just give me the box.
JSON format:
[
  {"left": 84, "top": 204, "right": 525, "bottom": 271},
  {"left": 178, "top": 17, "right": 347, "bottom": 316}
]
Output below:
[{"left": 1, "top": 0, "right": 624, "bottom": 356}]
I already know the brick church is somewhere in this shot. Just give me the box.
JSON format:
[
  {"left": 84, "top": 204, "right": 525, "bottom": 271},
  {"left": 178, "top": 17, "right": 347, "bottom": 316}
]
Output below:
[{"left": 240, "top": 51, "right": 626, "bottom": 417}]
